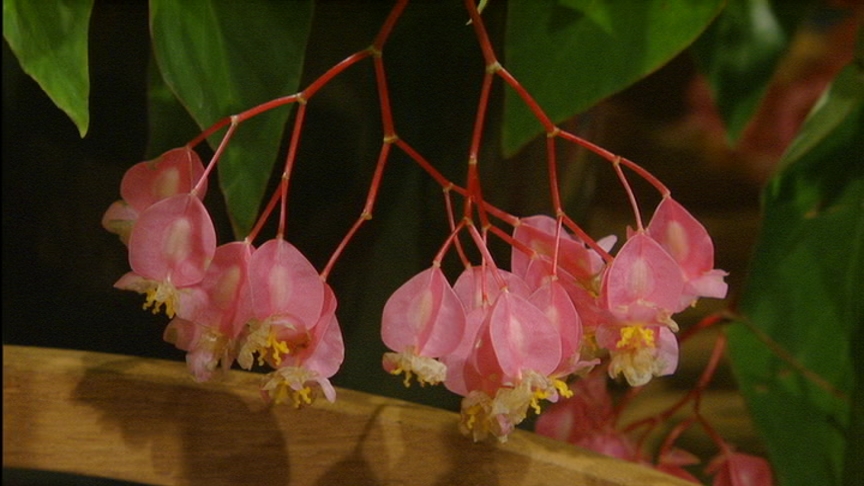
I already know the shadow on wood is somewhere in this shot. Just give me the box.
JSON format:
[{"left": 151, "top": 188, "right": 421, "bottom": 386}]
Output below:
[{"left": 3, "top": 345, "right": 694, "bottom": 485}]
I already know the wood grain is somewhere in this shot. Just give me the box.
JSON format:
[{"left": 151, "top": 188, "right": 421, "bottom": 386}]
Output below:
[{"left": 2, "top": 345, "right": 697, "bottom": 485}]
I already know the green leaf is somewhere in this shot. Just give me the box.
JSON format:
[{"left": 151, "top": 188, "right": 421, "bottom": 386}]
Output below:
[
  {"left": 726, "top": 60, "right": 864, "bottom": 486},
  {"left": 502, "top": 0, "right": 724, "bottom": 157},
  {"left": 3, "top": 0, "right": 94, "bottom": 137},
  {"left": 691, "top": 0, "right": 817, "bottom": 142},
  {"left": 149, "top": 0, "right": 314, "bottom": 237}
]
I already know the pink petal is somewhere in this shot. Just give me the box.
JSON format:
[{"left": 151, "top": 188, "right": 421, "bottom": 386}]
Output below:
[
  {"left": 528, "top": 279, "right": 582, "bottom": 371},
  {"left": 121, "top": 147, "right": 206, "bottom": 212},
  {"left": 602, "top": 232, "right": 685, "bottom": 321},
  {"left": 298, "top": 285, "right": 344, "bottom": 379},
  {"left": 247, "top": 238, "right": 324, "bottom": 327},
  {"left": 381, "top": 266, "right": 466, "bottom": 357},
  {"left": 488, "top": 291, "right": 561, "bottom": 379},
  {"left": 127, "top": 194, "right": 216, "bottom": 287},
  {"left": 453, "top": 266, "right": 531, "bottom": 312}
]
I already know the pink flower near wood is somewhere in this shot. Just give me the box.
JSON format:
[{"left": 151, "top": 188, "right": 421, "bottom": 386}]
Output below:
[
  {"left": 535, "top": 369, "right": 638, "bottom": 461},
  {"left": 440, "top": 266, "right": 572, "bottom": 442},
  {"left": 381, "top": 266, "right": 466, "bottom": 386},
  {"left": 237, "top": 238, "right": 344, "bottom": 407},
  {"left": 163, "top": 240, "right": 255, "bottom": 382},
  {"left": 114, "top": 193, "right": 217, "bottom": 319}
]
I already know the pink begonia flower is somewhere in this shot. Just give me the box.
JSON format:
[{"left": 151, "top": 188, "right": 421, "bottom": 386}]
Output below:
[
  {"left": 596, "top": 322, "right": 679, "bottom": 387},
  {"left": 259, "top": 284, "right": 344, "bottom": 407},
  {"left": 114, "top": 193, "right": 217, "bottom": 319},
  {"left": 511, "top": 215, "right": 611, "bottom": 292},
  {"left": 601, "top": 232, "right": 686, "bottom": 331},
  {"left": 102, "top": 147, "right": 206, "bottom": 244},
  {"left": 535, "top": 369, "right": 639, "bottom": 461},
  {"left": 381, "top": 266, "right": 466, "bottom": 386},
  {"left": 163, "top": 241, "right": 254, "bottom": 382},
  {"left": 706, "top": 450, "right": 774, "bottom": 486},
  {"left": 237, "top": 238, "right": 343, "bottom": 406},
  {"left": 647, "top": 197, "right": 728, "bottom": 309},
  {"left": 440, "top": 266, "right": 570, "bottom": 442}
]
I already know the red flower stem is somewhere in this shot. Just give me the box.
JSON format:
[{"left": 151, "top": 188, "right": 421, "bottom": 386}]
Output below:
[
  {"left": 303, "top": 50, "right": 373, "bottom": 101},
  {"left": 373, "top": 55, "right": 396, "bottom": 138},
  {"left": 496, "top": 67, "right": 556, "bottom": 133},
  {"left": 276, "top": 102, "right": 308, "bottom": 239},
  {"left": 372, "top": 0, "right": 409, "bottom": 51},
  {"left": 467, "top": 223, "right": 507, "bottom": 289},
  {"left": 193, "top": 117, "right": 239, "bottom": 197},
  {"left": 434, "top": 217, "right": 468, "bottom": 266},
  {"left": 486, "top": 223, "right": 535, "bottom": 260},
  {"left": 546, "top": 133, "right": 563, "bottom": 213},
  {"left": 443, "top": 187, "right": 471, "bottom": 267},
  {"left": 612, "top": 156, "right": 644, "bottom": 231},
  {"left": 321, "top": 141, "right": 393, "bottom": 281},
  {"left": 561, "top": 214, "right": 613, "bottom": 263},
  {"left": 621, "top": 332, "right": 728, "bottom": 437},
  {"left": 463, "top": 70, "right": 496, "bottom": 228},
  {"left": 464, "top": 0, "right": 497, "bottom": 66},
  {"left": 394, "top": 139, "right": 458, "bottom": 189},
  {"left": 187, "top": 117, "right": 232, "bottom": 149},
  {"left": 246, "top": 185, "right": 282, "bottom": 243},
  {"left": 556, "top": 130, "right": 670, "bottom": 196},
  {"left": 657, "top": 415, "right": 698, "bottom": 456},
  {"left": 233, "top": 94, "right": 301, "bottom": 124}
]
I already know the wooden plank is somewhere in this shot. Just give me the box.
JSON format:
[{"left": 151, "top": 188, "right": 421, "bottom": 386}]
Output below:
[{"left": 3, "top": 345, "right": 694, "bottom": 485}]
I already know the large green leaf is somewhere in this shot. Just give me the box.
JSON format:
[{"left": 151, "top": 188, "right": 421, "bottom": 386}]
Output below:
[
  {"left": 691, "top": 0, "right": 816, "bottom": 142},
  {"left": 3, "top": 0, "right": 94, "bottom": 137},
  {"left": 149, "top": 0, "right": 314, "bottom": 237},
  {"left": 726, "top": 58, "right": 863, "bottom": 486},
  {"left": 502, "top": 0, "right": 724, "bottom": 157}
]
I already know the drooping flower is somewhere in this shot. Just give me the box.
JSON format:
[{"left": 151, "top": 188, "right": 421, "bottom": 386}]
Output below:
[
  {"left": 237, "top": 237, "right": 343, "bottom": 406},
  {"left": 163, "top": 240, "right": 254, "bottom": 382},
  {"left": 595, "top": 323, "right": 679, "bottom": 387},
  {"left": 259, "top": 284, "right": 344, "bottom": 407},
  {"left": 646, "top": 197, "right": 728, "bottom": 309},
  {"left": 114, "top": 193, "right": 217, "bottom": 319},
  {"left": 381, "top": 265, "right": 466, "bottom": 386},
  {"left": 102, "top": 147, "right": 207, "bottom": 244},
  {"left": 600, "top": 232, "right": 686, "bottom": 331},
  {"left": 441, "top": 266, "right": 570, "bottom": 442}
]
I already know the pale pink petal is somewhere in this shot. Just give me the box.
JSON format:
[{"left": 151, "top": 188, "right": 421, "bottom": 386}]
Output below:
[
  {"left": 488, "top": 291, "right": 561, "bottom": 379},
  {"left": 601, "top": 232, "right": 685, "bottom": 323},
  {"left": 381, "top": 266, "right": 465, "bottom": 357},
  {"left": 121, "top": 147, "right": 206, "bottom": 212},
  {"left": 528, "top": 279, "right": 582, "bottom": 373},
  {"left": 127, "top": 194, "right": 216, "bottom": 287},
  {"left": 247, "top": 238, "right": 324, "bottom": 327}
]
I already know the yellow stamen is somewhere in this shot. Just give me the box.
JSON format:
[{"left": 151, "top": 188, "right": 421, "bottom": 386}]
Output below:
[{"left": 616, "top": 325, "right": 655, "bottom": 350}]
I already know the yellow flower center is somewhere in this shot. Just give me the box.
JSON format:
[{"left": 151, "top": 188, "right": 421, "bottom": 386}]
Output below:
[{"left": 616, "top": 325, "right": 655, "bottom": 350}]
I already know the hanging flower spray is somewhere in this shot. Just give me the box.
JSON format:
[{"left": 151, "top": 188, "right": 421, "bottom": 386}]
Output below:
[{"left": 102, "top": 1, "right": 773, "bottom": 483}]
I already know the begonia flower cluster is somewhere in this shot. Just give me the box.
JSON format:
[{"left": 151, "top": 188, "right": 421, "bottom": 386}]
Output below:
[
  {"left": 103, "top": 147, "right": 344, "bottom": 408},
  {"left": 381, "top": 198, "right": 727, "bottom": 442}
]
